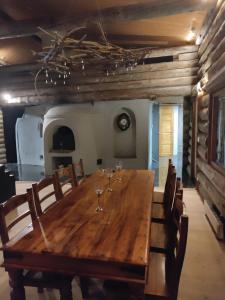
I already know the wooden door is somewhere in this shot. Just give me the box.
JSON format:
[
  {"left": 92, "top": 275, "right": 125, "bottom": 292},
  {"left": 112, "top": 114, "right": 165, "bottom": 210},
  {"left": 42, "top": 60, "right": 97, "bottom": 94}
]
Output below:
[{"left": 159, "top": 106, "right": 174, "bottom": 156}]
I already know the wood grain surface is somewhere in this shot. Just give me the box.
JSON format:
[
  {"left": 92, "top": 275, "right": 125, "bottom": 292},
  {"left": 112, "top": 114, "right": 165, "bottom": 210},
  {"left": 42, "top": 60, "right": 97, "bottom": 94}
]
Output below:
[{"left": 3, "top": 170, "right": 154, "bottom": 283}]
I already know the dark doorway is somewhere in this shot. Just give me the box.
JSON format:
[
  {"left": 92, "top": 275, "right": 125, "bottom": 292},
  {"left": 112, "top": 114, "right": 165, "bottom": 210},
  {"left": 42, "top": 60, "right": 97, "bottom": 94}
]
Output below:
[{"left": 2, "top": 107, "right": 25, "bottom": 163}]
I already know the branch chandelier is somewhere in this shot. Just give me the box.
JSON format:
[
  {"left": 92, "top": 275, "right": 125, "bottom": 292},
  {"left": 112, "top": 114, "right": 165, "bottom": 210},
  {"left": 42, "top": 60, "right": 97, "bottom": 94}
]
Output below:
[{"left": 33, "top": 23, "right": 151, "bottom": 93}]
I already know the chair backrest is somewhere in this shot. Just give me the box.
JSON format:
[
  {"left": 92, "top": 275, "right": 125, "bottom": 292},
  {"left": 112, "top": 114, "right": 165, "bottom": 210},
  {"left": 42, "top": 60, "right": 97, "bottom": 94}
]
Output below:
[
  {"left": 55, "top": 164, "right": 77, "bottom": 197},
  {"left": 176, "top": 177, "right": 183, "bottom": 194},
  {"left": 0, "top": 189, "right": 36, "bottom": 245},
  {"left": 164, "top": 166, "right": 177, "bottom": 219},
  {"left": 74, "top": 158, "right": 85, "bottom": 179},
  {"left": 32, "top": 175, "right": 60, "bottom": 217},
  {"left": 169, "top": 214, "right": 189, "bottom": 300},
  {"left": 163, "top": 159, "right": 173, "bottom": 194}
]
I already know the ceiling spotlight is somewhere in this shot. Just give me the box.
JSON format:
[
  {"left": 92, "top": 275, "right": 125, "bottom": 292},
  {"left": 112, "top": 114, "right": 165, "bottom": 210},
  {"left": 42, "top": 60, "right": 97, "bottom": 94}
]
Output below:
[
  {"left": 2, "top": 93, "right": 12, "bottom": 102},
  {"left": 187, "top": 29, "right": 196, "bottom": 42}
]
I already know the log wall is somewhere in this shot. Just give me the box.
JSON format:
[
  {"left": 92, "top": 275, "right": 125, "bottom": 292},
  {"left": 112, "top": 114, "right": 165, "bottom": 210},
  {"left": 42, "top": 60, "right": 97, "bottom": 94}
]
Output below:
[
  {"left": 0, "top": 109, "right": 6, "bottom": 164},
  {"left": 0, "top": 45, "right": 198, "bottom": 106},
  {"left": 195, "top": 0, "right": 225, "bottom": 218}
]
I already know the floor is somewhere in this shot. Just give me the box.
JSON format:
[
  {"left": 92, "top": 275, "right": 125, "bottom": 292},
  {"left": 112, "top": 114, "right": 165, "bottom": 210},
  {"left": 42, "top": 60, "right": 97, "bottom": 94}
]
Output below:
[
  {"left": 0, "top": 183, "right": 225, "bottom": 300},
  {"left": 6, "top": 163, "right": 45, "bottom": 181}
]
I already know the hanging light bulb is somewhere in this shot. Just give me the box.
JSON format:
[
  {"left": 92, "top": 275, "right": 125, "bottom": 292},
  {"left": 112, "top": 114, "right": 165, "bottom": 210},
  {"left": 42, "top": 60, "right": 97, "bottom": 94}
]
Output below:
[
  {"left": 63, "top": 81, "right": 66, "bottom": 85},
  {"left": 45, "top": 79, "right": 48, "bottom": 84},
  {"left": 59, "top": 74, "right": 61, "bottom": 78}
]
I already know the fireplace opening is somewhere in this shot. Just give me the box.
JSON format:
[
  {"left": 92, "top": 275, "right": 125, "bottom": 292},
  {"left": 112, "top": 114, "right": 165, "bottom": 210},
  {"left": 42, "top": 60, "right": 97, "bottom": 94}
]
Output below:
[
  {"left": 53, "top": 157, "right": 73, "bottom": 169},
  {"left": 53, "top": 126, "right": 75, "bottom": 151}
]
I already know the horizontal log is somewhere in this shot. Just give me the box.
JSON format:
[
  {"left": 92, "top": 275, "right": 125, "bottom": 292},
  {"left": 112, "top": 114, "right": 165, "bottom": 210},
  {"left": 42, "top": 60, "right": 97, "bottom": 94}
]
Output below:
[
  {"left": 0, "top": 159, "right": 6, "bottom": 164},
  {"left": 199, "top": 1, "right": 225, "bottom": 57},
  {"left": 145, "top": 45, "right": 198, "bottom": 58},
  {"left": 204, "top": 63, "right": 225, "bottom": 93},
  {"left": 207, "top": 52, "right": 225, "bottom": 81},
  {"left": 198, "top": 108, "right": 209, "bottom": 121},
  {"left": 0, "top": 138, "right": 5, "bottom": 144},
  {"left": 1, "top": 84, "right": 195, "bottom": 99},
  {"left": 7, "top": 76, "right": 197, "bottom": 95},
  {"left": 197, "top": 145, "right": 208, "bottom": 161},
  {"left": 197, "top": 171, "right": 225, "bottom": 217},
  {"left": 198, "top": 121, "right": 209, "bottom": 134},
  {"left": 178, "top": 52, "right": 198, "bottom": 61},
  {"left": 188, "top": 146, "right": 192, "bottom": 155},
  {"left": 0, "top": 153, "right": 6, "bottom": 159},
  {"left": 198, "top": 133, "right": 208, "bottom": 146},
  {"left": 186, "top": 165, "right": 191, "bottom": 177},
  {"left": 199, "top": 20, "right": 225, "bottom": 66},
  {"left": 197, "top": 0, "right": 223, "bottom": 46},
  {"left": 188, "top": 154, "right": 192, "bottom": 165},
  {"left": 3, "top": 85, "right": 194, "bottom": 105},
  {"left": 197, "top": 158, "right": 225, "bottom": 203},
  {"left": 0, "top": 148, "right": 6, "bottom": 154},
  {"left": 199, "top": 30, "right": 225, "bottom": 76},
  {"left": 200, "top": 94, "right": 210, "bottom": 108},
  {"left": 0, "top": 59, "right": 199, "bottom": 77},
  {"left": 0, "top": 66, "right": 199, "bottom": 88}
]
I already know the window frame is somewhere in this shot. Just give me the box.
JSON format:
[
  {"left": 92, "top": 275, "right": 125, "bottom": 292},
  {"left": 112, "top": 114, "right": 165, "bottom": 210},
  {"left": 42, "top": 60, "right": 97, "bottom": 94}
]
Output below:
[{"left": 208, "top": 88, "right": 225, "bottom": 176}]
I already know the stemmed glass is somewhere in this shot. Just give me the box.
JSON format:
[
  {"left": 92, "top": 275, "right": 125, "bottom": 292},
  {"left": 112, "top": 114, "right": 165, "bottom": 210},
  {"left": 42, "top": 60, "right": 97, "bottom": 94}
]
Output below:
[
  {"left": 115, "top": 161, "right": 122, "bottom": 182},
  {"left": 106, "top": 169, "right": 113, "bottom": 192},
  {"left": 95, "top": 185, "right": 104, "bottom": 212}
]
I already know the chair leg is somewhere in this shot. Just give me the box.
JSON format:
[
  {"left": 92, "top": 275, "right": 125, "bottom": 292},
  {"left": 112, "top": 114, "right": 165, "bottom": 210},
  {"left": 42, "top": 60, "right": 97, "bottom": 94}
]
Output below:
[
  {"left": 59, "top": 278, "right": 73, "bottom": 300},
  {"left": 8, "top": 269, "right": 26, "bottom": 300}
]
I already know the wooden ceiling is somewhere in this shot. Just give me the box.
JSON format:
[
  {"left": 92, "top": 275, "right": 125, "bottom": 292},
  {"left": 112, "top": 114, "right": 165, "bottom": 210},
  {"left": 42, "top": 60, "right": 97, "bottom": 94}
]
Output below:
[{"left": 0, "top": 0, "right": 217, "bottom": 65}]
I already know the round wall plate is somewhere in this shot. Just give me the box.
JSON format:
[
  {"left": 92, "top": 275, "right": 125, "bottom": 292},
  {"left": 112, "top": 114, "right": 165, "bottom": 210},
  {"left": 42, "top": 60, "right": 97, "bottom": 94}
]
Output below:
[{"left": 117, "top": 113, "right": 131, "bottom": 131}]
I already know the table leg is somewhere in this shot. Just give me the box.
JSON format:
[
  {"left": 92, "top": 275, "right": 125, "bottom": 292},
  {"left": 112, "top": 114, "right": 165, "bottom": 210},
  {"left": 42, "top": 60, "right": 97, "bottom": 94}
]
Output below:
[{"left": 8, "top": 269, "right": 25, "bottom": 300}]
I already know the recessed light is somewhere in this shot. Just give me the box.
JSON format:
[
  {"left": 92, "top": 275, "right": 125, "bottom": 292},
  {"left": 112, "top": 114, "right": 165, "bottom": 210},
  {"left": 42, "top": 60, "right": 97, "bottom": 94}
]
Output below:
[{"left": 2, "top": 93, "right": 12, "bottom": 101}]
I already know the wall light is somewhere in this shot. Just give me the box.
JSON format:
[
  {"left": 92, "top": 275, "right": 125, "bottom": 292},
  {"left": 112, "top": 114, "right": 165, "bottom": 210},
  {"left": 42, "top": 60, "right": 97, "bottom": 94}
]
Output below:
[
  {"left": 186, "top": 29, "right": 196, "bottom": 42},
  {"left": 2, "top": 93, "right": 21, "bottom": 104},
  {"left": 2, "top": 93, "right": 12, "bottom": 102}
]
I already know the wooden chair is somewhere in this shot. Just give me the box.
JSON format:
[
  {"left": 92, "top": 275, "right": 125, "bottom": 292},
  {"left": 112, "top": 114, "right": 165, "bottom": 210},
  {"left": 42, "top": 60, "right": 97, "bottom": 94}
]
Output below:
[
  {"left": 151, "top": 167, "right": 177, "bottom": 223},
  {"left": 153, "top": 159, "right": 173, "bottom": 204},
  {"left": 145, "top": 214, "right": 189, "bottom": 300},
  {"left": 73, "top": 158, "right": 85, "bottom": 184},
  {"left": 0, "top": 190, "right": 73, "bottom": 300},
  {"left": 32, "top": 175, "right": 61, "bottom": 217},
  {"left": 150, "top": 190, "right": 184, "bottom": 254},
  {"left": 55, "top": 164, "right": 77, "bottom": 198}
]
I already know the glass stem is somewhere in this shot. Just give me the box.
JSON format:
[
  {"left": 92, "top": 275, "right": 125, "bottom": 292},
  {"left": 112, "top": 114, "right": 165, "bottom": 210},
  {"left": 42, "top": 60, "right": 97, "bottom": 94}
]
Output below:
[{"left": 97, "top": 195, "right": 100, "bottom": 208}]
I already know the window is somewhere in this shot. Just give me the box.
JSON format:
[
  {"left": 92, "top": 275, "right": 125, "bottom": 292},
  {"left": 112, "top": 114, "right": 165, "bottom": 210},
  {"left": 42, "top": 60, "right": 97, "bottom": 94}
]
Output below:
[
  {"left": 215, "top": 97, "right": 225, "bottom": 167},
  {"left": 209, "top": 94, "right": 225, "bottom": 173}
]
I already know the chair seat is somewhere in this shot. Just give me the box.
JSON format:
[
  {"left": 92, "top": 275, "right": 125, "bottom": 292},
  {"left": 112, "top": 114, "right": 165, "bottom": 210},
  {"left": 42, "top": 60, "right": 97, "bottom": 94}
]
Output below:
[
  {"left": 152, "top": 203, "right": 166, "bottom": 222},
  {"left": 150, "top": 222, "right": 168, "bottom": 253},
  {"left": 144, "top": 252, "right": 169, "bottom": 299},
  {"left": 153, "top": 191, "right": 164, "bottom": 204}
]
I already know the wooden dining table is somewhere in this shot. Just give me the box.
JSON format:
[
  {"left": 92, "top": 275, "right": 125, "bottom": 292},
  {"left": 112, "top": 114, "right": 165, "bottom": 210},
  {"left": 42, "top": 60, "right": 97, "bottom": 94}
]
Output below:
[{"left": 3, "top": 169, "right": 154, "bottom": 299}]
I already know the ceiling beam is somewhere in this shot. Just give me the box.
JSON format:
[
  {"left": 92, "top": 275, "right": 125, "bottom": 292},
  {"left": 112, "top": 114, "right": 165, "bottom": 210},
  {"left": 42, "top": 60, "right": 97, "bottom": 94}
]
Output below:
[{"left": 0, "top": 0, "right": 217, "bottom": 40}]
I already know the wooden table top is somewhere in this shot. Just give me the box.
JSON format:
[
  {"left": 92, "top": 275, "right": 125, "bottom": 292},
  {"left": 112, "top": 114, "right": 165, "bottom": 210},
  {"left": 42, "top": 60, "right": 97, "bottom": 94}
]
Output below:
[{"left": 4, "top": 169, "right": 154, "bottom": 281}]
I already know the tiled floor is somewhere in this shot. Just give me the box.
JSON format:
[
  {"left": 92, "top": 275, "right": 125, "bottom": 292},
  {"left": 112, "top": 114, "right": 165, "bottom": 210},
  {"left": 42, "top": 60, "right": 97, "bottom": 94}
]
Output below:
[{"left": 0, "top": 183, "right": 225, "bottom": 300}]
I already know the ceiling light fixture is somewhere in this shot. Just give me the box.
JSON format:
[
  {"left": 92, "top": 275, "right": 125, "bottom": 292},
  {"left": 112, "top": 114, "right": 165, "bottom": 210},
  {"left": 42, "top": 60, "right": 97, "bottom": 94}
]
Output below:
[
  {"left": 2, "top": 93, "right": 21, "bottom": 104},
  {"left": 2, "top": 93, "right": 12, "bottom": 102},
  {"left": 186, "top": 28, "right": 196, "bottom": 42},
  {"left": 33, "top": 23, "right": 151, "bottom": 94}
]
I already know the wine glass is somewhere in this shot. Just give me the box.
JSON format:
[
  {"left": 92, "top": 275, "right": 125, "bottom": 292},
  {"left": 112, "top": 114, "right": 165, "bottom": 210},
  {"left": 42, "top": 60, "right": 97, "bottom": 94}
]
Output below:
[
  {"left": 115, "top": 161, "right": 122, "bottom": 182},
  {"left": 95, "top": 185, "right": 104, "bottom": 212},
  {"left": 106, "top": 169, "right": 113, "bottom": 192}
]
